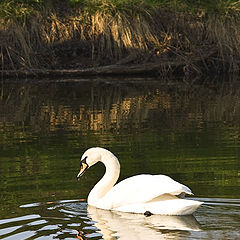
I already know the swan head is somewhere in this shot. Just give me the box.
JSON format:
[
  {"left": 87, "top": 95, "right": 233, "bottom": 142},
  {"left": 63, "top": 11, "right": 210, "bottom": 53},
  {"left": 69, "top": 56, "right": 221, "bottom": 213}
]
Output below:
[{"left": 77, "top": 147, "right": 103, "bottom": 180}]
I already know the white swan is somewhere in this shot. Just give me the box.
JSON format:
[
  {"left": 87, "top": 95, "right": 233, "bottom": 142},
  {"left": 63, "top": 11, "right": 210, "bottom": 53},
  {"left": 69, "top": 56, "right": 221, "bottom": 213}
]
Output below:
[{"left": 77, "top": 147, "right": 203, "bottom": 215}]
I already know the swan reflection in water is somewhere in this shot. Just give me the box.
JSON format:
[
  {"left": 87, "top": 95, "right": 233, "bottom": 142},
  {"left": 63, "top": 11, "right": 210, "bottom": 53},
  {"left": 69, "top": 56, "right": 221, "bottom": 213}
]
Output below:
[{"left": 87, "top": 206, "right": 201, "bottom": 240}]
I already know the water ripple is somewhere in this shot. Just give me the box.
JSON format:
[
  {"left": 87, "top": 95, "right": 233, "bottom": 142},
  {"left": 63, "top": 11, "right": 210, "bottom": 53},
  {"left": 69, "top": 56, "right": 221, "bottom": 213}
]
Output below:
[{"left": 0, "top": 197, "right": 240, "bottom": 239}]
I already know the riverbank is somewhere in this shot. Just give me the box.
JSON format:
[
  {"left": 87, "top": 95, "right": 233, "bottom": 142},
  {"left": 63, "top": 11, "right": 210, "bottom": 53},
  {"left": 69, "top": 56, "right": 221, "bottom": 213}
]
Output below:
[{"left": 1, "top": 0, "right": 240, "bottom": 77}]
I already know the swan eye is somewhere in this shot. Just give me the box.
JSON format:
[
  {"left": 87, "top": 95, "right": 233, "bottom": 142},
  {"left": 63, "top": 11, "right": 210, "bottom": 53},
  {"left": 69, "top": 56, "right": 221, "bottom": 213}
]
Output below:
[
  {"left": 77, "top": 156, "right": 89, "bottom": 180},
  {"left": 81, "top": 156, "right": 87, "bottom": 164}
]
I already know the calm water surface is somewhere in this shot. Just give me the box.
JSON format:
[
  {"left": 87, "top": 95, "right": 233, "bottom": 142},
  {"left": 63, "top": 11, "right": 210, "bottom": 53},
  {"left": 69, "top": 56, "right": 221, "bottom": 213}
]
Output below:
[{"left": 0, "top": 77, "right": 240, "bottom": 239}]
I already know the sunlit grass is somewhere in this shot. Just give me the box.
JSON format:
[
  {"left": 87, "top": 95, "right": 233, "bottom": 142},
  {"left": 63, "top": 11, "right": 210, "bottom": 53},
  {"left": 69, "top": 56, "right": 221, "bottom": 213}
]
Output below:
[
  {"left": 1, "top": 0, "right": 240, "bottom": 73},
  {"left": 1, "top": 0, "right": 240, "bottom": 19}
]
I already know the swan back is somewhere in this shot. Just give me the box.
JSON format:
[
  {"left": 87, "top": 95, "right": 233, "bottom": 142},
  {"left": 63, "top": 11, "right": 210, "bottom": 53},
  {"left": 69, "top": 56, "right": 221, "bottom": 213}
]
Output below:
[{"left": 101, "top": 174, "right": 193, "bottom": 209}]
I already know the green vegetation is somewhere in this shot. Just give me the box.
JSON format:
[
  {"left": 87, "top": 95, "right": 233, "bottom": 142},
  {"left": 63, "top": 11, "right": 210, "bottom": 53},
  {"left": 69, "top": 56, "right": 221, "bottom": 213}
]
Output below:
[{"left": 1, "top": 0, "right": 240, "bottom": 75}]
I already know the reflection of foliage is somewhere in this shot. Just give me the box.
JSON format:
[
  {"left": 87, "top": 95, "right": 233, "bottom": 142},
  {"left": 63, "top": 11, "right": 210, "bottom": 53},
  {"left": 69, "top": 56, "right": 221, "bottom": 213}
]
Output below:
[
  {"left": 1, "top": 80, "right": 240, "bottom": 138},
  {"left": 0, "top": 79, "right": 240, "bottom": 212}
]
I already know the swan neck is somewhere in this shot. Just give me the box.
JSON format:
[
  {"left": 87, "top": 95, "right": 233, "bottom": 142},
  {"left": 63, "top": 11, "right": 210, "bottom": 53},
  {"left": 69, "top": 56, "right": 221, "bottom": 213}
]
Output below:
[{"left": 88, "top": 151, "right": 120, "bottom": 206}]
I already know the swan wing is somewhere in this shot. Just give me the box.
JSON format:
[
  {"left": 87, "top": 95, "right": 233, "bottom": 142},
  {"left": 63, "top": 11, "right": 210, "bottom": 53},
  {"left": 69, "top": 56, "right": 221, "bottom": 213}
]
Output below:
[{"left": 100, "top": 174, "right": 193, "bottom": 209}]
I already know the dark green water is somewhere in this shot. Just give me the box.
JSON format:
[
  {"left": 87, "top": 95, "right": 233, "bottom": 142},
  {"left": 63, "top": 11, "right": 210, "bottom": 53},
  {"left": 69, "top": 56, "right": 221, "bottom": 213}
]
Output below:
[{"left": 0, "top": 78, "right": 240, "bottom": 239}]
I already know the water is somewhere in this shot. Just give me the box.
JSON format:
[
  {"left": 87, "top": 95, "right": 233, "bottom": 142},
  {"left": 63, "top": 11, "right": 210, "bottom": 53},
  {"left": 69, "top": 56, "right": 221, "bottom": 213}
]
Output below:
[{"left": 0, "top": 77, "right": 240, "bottom": 239}]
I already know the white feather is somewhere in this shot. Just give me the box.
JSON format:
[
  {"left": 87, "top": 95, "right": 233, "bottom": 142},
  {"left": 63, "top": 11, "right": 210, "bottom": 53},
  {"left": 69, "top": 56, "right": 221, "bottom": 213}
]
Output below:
[
  {"left": 102, "top": 174, "right": 193, "bottom": 209},
  {"left": 78, "top": 147, "right": 203, "bottom": 215}
]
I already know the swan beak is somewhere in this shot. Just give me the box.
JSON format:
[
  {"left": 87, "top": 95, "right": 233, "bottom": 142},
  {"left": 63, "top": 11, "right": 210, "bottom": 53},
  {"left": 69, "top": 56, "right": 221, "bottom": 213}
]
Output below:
[{"left": 77, "top": 162, "right": 88, "bottom": 180}]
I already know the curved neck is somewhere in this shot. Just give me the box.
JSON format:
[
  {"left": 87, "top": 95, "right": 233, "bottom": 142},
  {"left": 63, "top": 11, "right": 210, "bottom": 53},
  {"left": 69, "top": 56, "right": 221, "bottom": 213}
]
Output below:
[{"left": 88, "top": 151, "right": 120, "bottom": 206}]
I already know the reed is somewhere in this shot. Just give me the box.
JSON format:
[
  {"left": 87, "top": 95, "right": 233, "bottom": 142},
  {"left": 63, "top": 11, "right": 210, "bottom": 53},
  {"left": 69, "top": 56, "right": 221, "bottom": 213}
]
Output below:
[{"left": 1, "top": 0, "right": 240, "bottom": 75}]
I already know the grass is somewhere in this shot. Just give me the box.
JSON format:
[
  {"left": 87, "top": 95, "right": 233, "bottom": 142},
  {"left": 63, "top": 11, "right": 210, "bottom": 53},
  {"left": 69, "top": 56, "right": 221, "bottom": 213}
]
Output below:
[{"left": 1, "top": 0, "right": 240, "bottom": 75}]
